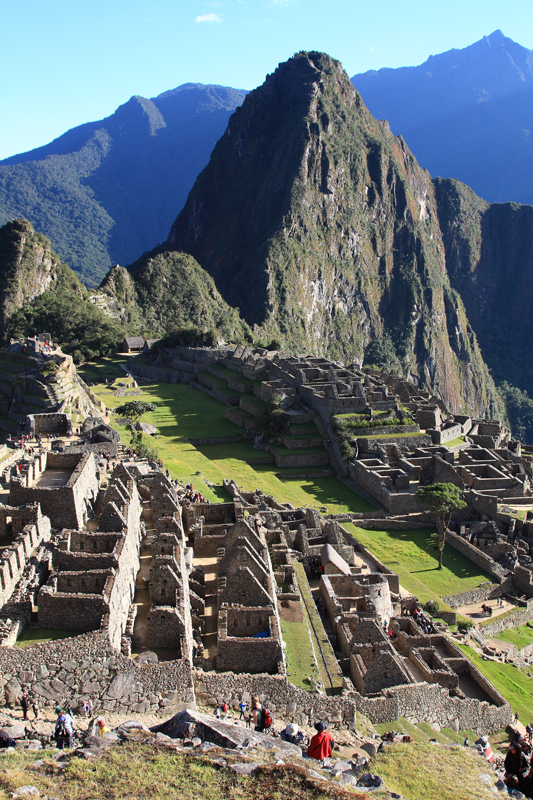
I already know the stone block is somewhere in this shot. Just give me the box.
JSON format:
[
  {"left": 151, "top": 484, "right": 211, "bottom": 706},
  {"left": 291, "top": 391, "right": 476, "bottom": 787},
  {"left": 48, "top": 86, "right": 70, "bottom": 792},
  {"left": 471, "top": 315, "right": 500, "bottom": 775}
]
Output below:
[
  {"left": 81, "top": 682, "right": 100, "bottom": 695},
  {"left": 103, "top": 672, "right": 143, "bottom": 700},
  {"left": 19, "top": 671, "right": 35, "bottom": 685},
  {"left": 5, "top": 677, "right": 21, "bottom": 706},
  {"left": 32, "top": 678, "right": 67, "bottom": 702},
  {"left": 34, "top": 665, "right": 49, "bottom": 680},
  {"left": 62, "top": 661, "right": 77, "bottom": 672}
]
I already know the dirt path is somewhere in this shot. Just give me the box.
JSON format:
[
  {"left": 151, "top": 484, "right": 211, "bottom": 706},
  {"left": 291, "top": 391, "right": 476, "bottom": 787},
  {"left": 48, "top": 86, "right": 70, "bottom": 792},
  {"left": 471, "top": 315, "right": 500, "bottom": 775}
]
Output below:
[{"left": 456, "top": 598, "right": 516, "bottom": 621}]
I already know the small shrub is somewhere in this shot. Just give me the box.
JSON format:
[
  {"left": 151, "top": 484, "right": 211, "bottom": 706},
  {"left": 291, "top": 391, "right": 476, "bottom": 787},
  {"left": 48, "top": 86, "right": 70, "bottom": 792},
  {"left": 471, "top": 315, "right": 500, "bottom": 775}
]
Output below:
[
  {"left": 457, "top": 618, "right": 473, "bottom": 633},
  {"left": 424, "top": 599, "right": 440, "bottom": 616},
  {"left": 339, "top": 439, "right": 356, "bottom": 461},
  {"left": 39, "top": 361, "right": 59, "bottom": 374}
]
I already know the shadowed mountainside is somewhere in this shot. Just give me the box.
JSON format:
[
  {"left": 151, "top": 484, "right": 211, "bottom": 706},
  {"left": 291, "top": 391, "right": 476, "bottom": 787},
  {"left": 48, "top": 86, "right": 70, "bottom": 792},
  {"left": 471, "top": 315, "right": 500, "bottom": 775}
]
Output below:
[{"left": 164, "top": 51, "right": 501, "bottom": 417}]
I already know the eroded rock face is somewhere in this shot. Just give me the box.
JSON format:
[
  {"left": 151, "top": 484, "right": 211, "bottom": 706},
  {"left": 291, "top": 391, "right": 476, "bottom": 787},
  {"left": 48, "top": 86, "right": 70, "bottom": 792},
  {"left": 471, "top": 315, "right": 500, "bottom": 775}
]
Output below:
[{"left": 0, "top": 219, "right": 59, "bottom": 333}]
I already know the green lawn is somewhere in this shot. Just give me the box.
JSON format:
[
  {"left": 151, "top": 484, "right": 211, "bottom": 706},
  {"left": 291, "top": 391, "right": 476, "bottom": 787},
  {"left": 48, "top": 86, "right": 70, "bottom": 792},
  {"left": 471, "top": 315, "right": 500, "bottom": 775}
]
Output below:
[
  {"left": 458, "top": 642, "right": 533, "bottom": 720},
  {"left": 369, "top": 742, "right": 498, "bottom": 800},
  {"left": 293, "top": 561, "right": 343, "bottom": 693},
  {"left": 279, "top": 616, "right": 321, "bottom": 691},
  {"left": 445, "top": 436, "right": 466, "bottom": 447},
  {"left": 16, "top": 628, "right": 77, "bottom": 647},
  {"left": 344, "top": 524, "right": 493, "bottom": 607},
  {"left": 494, "top": 623, "right": 533, "bottom": 649},
  {"left": 92, "top": 368, "right": 375, "bottom": 513}
]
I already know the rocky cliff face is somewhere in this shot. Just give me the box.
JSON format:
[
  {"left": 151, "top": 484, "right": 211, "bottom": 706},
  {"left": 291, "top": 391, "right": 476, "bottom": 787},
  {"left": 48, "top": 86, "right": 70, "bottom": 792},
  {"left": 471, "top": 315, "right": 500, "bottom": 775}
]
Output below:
[
  {"left": 167, "top": 52, "right": 500, "bottom": 416},
  {"left": 0, "top": 219, "right": 61, "bottom": 333},
  {"left": 435, "top": 178, "right": 533, "bottom": 398}
]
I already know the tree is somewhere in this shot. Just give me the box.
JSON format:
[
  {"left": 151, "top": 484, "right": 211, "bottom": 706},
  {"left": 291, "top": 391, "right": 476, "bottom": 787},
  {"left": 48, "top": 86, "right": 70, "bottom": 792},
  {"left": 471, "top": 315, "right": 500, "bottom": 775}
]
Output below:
[
  {"left": 115, "top": 401, "right": 157, "bottom": 427},
  {"left": 415, "top": 482, "right": 467, "bottom": 569},
  {"left": 115, "top": 401, "right": 157, "bottom": 449}
]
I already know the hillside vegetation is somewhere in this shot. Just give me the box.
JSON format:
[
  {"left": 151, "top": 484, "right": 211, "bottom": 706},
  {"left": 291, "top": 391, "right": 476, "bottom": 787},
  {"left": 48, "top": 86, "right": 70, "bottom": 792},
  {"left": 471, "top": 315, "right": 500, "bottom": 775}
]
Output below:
[{"left": 0, "top": 84, "right": 246, "bottom": 284}]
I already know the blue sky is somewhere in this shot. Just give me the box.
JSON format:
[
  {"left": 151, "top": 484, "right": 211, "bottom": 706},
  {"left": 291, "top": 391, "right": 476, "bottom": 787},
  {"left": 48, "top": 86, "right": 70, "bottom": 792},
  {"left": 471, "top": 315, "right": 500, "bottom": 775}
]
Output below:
[{"left": 1, "top": 0, "right": 532, "bottom": 160}]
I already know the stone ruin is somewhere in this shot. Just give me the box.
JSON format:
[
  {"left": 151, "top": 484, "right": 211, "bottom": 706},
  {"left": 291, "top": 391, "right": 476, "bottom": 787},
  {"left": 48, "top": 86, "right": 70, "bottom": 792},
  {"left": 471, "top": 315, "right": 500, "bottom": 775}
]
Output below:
[{"left": 0, "top": 435, "right": 513, "bottom": 732}]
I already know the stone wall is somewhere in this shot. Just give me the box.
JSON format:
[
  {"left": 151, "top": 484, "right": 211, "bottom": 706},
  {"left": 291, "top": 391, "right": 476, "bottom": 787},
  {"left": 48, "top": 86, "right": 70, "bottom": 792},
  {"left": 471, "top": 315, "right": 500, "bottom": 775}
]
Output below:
[
  {"left": 441, "top": 583, "right": 500, "bottom": 610},
  {"left": 478, "top": 603, "right": 533, "bottom": 637},
  {"left": 271, "top": 450, "right": 329, "bottom": 468},
  {"left": 445, "top": 529, "right": 507, "bottom": 583},
  {"left": 348, "top": 460, "right": 426, "bottom": 515},
  {"left": 193, "top": 668, "right": 510, "bottom": 733},
  {"left": 0, "top": 628, "right": 195, "bottom": 715}
]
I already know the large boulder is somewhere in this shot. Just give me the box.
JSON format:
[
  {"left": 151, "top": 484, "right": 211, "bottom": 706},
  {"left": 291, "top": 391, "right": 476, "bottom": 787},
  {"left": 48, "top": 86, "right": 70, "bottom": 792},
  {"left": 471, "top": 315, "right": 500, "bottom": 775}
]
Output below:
[
  {"left": 0, "top": 724, "right": 27, "bottom": 740},
  {"left": 151, "top": 709, "right": 300, "bottom": 753},
  {"left": 4, "top": 677, "right": 22, "bottom": 706}
]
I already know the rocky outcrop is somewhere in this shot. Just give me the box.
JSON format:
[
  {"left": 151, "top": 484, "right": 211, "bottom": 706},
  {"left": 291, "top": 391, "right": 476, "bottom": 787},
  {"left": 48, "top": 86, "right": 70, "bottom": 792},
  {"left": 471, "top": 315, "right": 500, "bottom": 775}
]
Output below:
[{"left": 0, "top": 219, "right": 60, "bottom": 333}]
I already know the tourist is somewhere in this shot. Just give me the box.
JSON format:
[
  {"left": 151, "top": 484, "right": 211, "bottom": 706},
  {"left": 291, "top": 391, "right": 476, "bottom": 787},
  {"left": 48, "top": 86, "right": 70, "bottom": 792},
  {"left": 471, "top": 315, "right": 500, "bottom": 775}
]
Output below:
[
  {"left": 31, "top": 697, "right": 40, "bottom": 721},
  {"left": 476, "top": 735, "right": 494, "bottom": 765},
  {"left": 238, "top": 700, "right": 247, "bottom": 720},
  {"left": 95, "top": 718, "right": 108, "bottom": 737},
  {"left": 19, "top": 688, "right": 31, "bottom": 720},
  {"left": 505, "top": 742, "right": 528, "bottom": 780},
  {"left": 214, "top": 706, "right": 221, "bottom": 720},
  {"left": 280, "top": 722, "right": 304, "bottom": 745},
  {"left": 221, "top": 702, "right": 229, "bottom": 720},
  {"left": 307, "top": 722, "right": 334, "bottom": 766},
  {"left": 54, "top": 710, "right": 74, "bottom": 749}
]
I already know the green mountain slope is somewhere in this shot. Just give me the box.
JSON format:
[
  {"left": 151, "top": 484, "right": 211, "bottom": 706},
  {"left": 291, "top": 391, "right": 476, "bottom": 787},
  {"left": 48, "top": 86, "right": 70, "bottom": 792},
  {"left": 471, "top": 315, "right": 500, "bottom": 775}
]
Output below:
[
  {"left": 166, "top": 51, "right": 500, "bottom": 417},
  {"left": 0, "top": 84, "right": 246, "bottom": 285},
  {"left": 102, "top": 253, "right": 251, "bottom": 343}
]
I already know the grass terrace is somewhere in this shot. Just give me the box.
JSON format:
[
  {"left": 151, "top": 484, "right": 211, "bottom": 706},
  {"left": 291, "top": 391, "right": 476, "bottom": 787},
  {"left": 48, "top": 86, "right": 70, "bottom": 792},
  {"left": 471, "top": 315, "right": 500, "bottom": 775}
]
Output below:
[
  {"left": 445, "top": 436, "right": 467, "bottom": 447},
  {"left": 16, "top": 628, "right": 77, "bottom": 647},
  {"left": 344, "top": 524, "right": 493, "bottom": 609},
  {"left": 493, "top": 623, "right": 533, "bottom": 649},
  {"left": 368, "top": 742, "right": 498, "bottom": 800},
  {"left": 86, "top": 363, "right": 375, "bottom": 513},
  {"left": 457, "top": 642, "right": 533, "bottom": 721},
  {"left": 239, "top": 393, "right": 267, "bottom": 409},
  {"left": 279, "top": 614, "right": 321, "bottom": 691}
]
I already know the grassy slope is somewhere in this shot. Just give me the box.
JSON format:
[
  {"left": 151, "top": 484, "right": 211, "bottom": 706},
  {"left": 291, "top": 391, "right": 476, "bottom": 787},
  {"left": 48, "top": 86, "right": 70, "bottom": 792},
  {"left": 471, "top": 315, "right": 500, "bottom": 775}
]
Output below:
[
  {"left": 344, "top": 524, "right": 493, "bottom": 606},
  {"left": 458, "top": 642, "right": 533, "bottom": 720},
  {"left": 279, "top": 616, "right": 321, "bottom": 690},
  {"left": 0, "top": 742, "right": 355, "bottom": 800},
  {"left": 494, "top": 623, "right": 533, "bottom": 649},
  {"left": 82, "top": 361, "right": 375, "bottom": 513},
  {"left": 369, "top": 742, "right": 497, "bottom": 800}
]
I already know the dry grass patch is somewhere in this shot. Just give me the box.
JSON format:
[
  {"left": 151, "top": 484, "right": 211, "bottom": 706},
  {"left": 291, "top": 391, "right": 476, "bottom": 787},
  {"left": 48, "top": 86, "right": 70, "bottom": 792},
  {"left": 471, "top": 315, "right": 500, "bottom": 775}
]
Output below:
[
  {"left": 0, "top": 743, "right": 366, "bottom": 800},
  {"left": 369, "top": 742, "right": 498, "bottom": 800}
]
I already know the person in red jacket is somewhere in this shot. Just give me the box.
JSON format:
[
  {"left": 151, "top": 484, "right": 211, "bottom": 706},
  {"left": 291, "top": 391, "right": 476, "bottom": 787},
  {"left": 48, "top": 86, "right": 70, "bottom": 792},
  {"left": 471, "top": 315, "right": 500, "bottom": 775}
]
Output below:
[{"left": 307, "top": 722, "right": 334, "bottom": 766}]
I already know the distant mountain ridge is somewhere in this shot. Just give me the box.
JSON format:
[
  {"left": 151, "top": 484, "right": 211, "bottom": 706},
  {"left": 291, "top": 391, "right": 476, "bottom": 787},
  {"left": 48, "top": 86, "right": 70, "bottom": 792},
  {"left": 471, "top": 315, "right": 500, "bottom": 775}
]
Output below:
[
  {"left": 0, "top": 84, "right": 247, "bottom": 284},
  {"left": 352, "top": 30, "right": 533, "bottom": 205}
]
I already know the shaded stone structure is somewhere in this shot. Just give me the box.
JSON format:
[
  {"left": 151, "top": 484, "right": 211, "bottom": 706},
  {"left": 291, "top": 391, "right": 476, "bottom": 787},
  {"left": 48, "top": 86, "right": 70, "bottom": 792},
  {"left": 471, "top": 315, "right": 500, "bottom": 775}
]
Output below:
[
  {"left": 38, "top": 466, "right": 143, "bottom": 649},
  {"left": 9, "top": 451, "right": 99, "bottom": 530}
]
